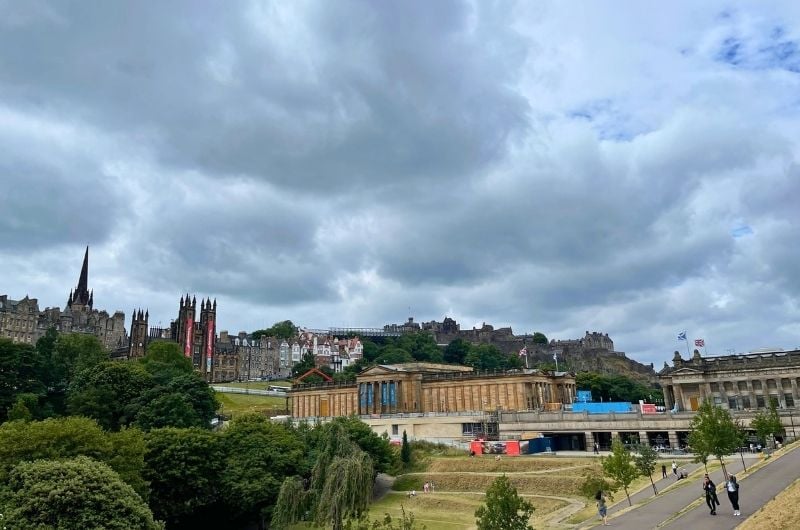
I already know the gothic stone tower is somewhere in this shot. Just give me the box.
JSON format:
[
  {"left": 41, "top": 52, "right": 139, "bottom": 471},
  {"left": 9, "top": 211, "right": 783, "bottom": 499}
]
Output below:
[
  {"left": 199, "top": 298, "right": 217, "bottom": 382},
  {"left": 129, "top": 309, "right": 149, "bottom": 359},
  {"left": 174, "top": 295, "right": 197, "bottom": 362}
]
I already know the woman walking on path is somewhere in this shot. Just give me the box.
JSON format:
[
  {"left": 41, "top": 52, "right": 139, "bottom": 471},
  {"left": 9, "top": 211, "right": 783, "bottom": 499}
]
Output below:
[
  {"left": 703, "top": 474, "right": 719, "bottom": 515},
  {"left": 726, "top": 475, "right": 741, "bottom": 516},
  {"left": 596, "top": 490, "right": 610, "bottom": 526}
]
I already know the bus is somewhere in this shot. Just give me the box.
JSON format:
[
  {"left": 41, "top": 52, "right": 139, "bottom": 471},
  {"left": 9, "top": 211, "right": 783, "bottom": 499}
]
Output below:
[{"left": 268, "top": 385, "right": 291, "bottom": 393}]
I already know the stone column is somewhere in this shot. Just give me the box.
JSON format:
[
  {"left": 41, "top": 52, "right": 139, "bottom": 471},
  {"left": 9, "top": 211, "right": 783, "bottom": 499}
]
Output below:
[
  {"left": 584, "top": 432, "right": 595, "bottom": 452},
  {"left": 663, "top": 385, "right": 673, "bottom": 410},
  {"left": 719, "top": 382, "right": 729, "bottom": 409},
  {"left": 791, "top": 379, "right": 799, "bottom": 406},
  {"left": 639, "top": 431, "right": 649, "bottom": 446},
  {"left": 673, "top": 384, "right": 684, "bottom": 411},
  {"left": 668, "top": 430, "right": 679, "bottom": 449}
]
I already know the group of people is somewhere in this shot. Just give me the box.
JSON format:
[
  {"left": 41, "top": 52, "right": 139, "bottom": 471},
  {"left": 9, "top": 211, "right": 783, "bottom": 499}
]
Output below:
[
  {"left": 703, "top": 473, "right": 741, "bottom": 517},
  {"left": 596, "top": 467, "right": 743, "bottom": 524},
  {"left": 422, "top": 481, "right": 435, "bottom": 493}
]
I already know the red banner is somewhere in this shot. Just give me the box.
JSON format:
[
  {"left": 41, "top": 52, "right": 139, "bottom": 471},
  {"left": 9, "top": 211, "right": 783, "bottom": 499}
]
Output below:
[
  {"left": 206, "top": 318, "right": 214, "bottom": 373},
  {"left": 184, "top": 318, "right": 193, "bottom": 358}
]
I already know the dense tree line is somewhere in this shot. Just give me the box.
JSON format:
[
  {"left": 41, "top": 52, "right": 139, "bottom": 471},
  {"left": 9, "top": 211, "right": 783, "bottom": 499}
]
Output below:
[
  {"left": 0, "top": 333, "right": 399, "bottom": 529},
  {"left": 575, "top": 371, "right": 662, "bottom": 404}
]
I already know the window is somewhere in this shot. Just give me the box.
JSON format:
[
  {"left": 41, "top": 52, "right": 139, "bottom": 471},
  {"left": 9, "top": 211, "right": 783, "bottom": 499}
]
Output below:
[
  {"left": 785, "top": 394, "right": 794, "bottom": 408},
  {"left": 714, "top": 396, "right": 723, "bottom": 405},
  {"left": 391, "top": 424, "right": 399, "bottom": 436},
  {"left": 710, "top": 382, "right": 719, "bottom": 392},
  {"left": 756, "top": 395, "right": 766, "bottom": 408},
  {"left": 728, "top": 397, "right": 737, "bottom": 409},
  {"left": 741, "top": 397, "right": 751, "bottom": 409}
]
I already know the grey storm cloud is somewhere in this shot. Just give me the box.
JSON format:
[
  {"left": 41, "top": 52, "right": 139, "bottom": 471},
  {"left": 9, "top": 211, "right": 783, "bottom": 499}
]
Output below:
[{"left": 1, "top": 1, "right": 800, "bottom": 366}]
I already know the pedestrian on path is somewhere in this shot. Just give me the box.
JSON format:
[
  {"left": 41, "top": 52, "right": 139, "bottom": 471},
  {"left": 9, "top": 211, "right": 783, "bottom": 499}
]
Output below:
[
  {"left": 703, "top": 474, "right": 719, "bottom": 515},
  {"left": 672, "top": 460, "right": 677, "bottom": 476},
  {"left": 595, "top": 490, "right": 610, "bottom": 526},
  {"left": 661, "top": 464, "right": 667, "bottom": 478},
  {"left": 726, "top": 475, "right": 741, "bottom": 516},
  {"left": 594, "top": 442, "right": 600, "bottom": 454}
]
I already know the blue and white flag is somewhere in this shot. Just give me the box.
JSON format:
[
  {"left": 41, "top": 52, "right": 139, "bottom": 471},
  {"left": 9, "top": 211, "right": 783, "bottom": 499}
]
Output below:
[
  {"left": 553, "top": 352, "right": 558, "bottom": 361},
  {"left": 677, "top": 331, "right": 687, "bottom": 341}
]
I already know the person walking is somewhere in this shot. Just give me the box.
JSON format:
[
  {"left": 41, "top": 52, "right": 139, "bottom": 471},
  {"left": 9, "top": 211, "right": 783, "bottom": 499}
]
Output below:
[
  {"left": 595, "top": 490, "right": 610, "bottom": 526},
  {"left": 703, "top": 474, "right": 719, "bottom": 515},
  {"left": 661, "top": 464, "right": 667, "bottom": 478},
  {"left": 594, "top": 442, "right": 600, "bottom": 454},
  {"left": 726, "top": 475, "right": 741, "bottom": 516},
  {"left": 671, "top": 460, "right": 677, "bottom": 476}
]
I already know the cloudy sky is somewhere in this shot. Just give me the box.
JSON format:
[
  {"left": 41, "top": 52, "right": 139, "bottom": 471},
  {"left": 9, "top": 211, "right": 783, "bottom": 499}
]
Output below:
[{"left": 2, "top": 1, "right": 799, "bottom": 367}]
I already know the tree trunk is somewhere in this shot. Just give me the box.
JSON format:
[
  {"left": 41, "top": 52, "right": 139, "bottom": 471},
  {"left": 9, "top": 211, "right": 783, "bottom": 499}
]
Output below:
[
  {"left": 649, "top": 475, "right": 658, "bottom": 496},
  {"left": 719, "top": 459, "right": 728, "bottom": 482},
  {"left": 624, "top": 486, "right": 631, "bottom": 506}
]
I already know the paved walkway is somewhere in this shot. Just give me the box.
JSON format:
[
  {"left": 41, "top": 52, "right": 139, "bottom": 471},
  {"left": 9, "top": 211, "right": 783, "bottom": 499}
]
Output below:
[
  {"left": 586, "top": 458, "right": 748, "bottom": 529},
  {"left": 663, "top": 446, "right": 800, "bottom": 529},
  {"left": 584, "top": 449, "right": 799, "bottom": 529}
]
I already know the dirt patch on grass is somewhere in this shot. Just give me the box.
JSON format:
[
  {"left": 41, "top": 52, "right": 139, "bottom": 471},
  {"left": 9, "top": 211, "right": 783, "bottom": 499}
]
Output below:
[
  {"left": 426, "top": 456, "right": 591, "bottom": 473},
  {"left": 737, "top": 477, "right": 800, "bottom": 530}
]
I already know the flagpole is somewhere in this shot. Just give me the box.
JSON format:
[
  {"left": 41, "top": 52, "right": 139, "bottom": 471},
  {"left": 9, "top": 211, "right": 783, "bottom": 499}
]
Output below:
[{"left": 684, "top": 334, "right": 691, "bottom": 357}]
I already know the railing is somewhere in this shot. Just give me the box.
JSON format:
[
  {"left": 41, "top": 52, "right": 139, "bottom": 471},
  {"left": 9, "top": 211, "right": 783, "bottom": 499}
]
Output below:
[{"left": 211, "top": 385, "right": 288, "bottom": 397}]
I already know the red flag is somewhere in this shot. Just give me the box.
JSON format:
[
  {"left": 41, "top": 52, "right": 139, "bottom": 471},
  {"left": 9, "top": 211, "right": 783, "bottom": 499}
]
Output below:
[{"left": 694, "top": 339, "right": 705, "bottom": 347}]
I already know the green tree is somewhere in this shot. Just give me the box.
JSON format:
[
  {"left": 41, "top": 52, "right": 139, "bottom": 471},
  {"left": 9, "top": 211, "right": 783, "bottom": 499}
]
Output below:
[
  {"left": 444, "top": 338, "right": 472, "bottom": 365},
  {"left": 133, "top": 373, "right": 219, "bottom": 431},
  {"left": 143, "top": 428, "right": 226, "bottom": 526},
  {"left": 531, "top": 332, "right": 548, "bottom": 344},
  {"left": 220, "top": 414, "right": 305, "bottom": 527},
  {"left": 474, "top": 474, "right": 534, "bottom": 530},
  {"left": 333, "top": 416, "right": 398, "bottom": 474},
  {"left": 257, "top": 320, "right": 298, "bottom": 341},
  {"left": 2, "top": 456, "right": 162, "bottom": 530},
  {"left": 51, "top": 333, "right": 108, "bottom": 392},
  {"left": 634, "top": 444, "right": 659, "bottom": 495},
  {"left": 0, "top": 338, "right": 47, "bottom": 422},
  {"left": 0, "top": 416, "right": 147, "bottom": 497},
  {"left": 274, "top": 422, "right": 375, "bottom": 530},
  {"left": 464, "top": 344, "right": 521, "bottom": 371},
  {"left": 139, "top": 342, "right": 193, "bottom": 384},
  {"left": 292, "top": 351, "right": 318, "bottom": 379},
  {"left": 67, "top": 361, "right": 155, "bottom": 430},
  {"left": 601, "top": 438, "right": 639, "bottom": 506},
  {"left": 400, "top": 430, "right": 411, "bottom": 468},
  {"left": 580, "top": 469, "right": 615, "bottom": 502},
  {"left": 750, "top": 400, "right": 783, "bottom": 447},
  {"left": 688, "top": 401, "right": 742, "bottom": 478}
]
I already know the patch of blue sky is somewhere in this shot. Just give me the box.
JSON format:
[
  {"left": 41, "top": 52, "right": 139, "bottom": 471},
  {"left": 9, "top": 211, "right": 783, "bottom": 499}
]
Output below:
[
  {"left": 715, "top": 25, "right": 800, "bottom": 73},
  {"left": 567, "top": 100, "right": 645, "bottom": 142},
  {"left": 730, "top": 225, "right": 754, "bottom": 238}
]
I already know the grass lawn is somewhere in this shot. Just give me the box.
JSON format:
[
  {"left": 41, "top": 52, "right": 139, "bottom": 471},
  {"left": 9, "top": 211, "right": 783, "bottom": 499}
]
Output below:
[
  {"left": 216, "top": 392, "right": 289, "bottom": 417},
  {"left": 737, "top": 476, "right": 800, "bottom": 529},
  {"left": 369, "top": 491, "right": 568, "bottom": 529}
]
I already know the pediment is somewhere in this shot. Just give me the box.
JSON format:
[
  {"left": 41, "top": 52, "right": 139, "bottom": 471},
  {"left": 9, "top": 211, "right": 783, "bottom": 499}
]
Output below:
[
  {"left": 670, "top": 367, "right": 703, "bottom": 375},
  {"left": 358, "top": 365, "right": 398, "bottom": 377}
]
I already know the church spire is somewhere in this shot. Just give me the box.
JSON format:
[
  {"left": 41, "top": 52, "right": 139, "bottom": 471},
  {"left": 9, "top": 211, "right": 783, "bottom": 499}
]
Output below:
[{"left": 72, "top": 246, "right": 91, "bottom": 306}]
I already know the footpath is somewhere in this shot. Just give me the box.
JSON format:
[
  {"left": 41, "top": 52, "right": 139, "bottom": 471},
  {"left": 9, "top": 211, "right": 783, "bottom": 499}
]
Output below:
[
  {"left": 584, "top": 446, "right": 799, "bottom": 529},
  {"left": 662, "top": 444, "right": 800, "bottom": 529}
]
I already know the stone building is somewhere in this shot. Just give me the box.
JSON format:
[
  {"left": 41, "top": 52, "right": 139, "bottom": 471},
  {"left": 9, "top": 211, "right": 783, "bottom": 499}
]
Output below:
[
  {"left": 0, "top": 295, "right": 40, "bottom": 344},
  {"left": 290, "top": 362, "right": 576, "bottom": 419},
  {"left": 217, "top": 331, "right": 280, "bottom": 380},
  {"left": 4, "top": 247, "right": 128, "bottom": 350},
  {"left": 169, "top": 295, "right": 221, "bottom": 382},
  {"left": 659, "top": 349, "right": 800, "bottom": 412}
]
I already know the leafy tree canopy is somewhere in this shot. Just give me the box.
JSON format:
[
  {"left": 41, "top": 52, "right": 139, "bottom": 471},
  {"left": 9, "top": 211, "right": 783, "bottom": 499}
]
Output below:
[
  {"left": 575, "top": 372, "right": 659, "bottom": 403},
  {"left": 474, "top": 474, "right": 534, "bottom": 530},
  {"left": 0, "top": 338, "right": 47, "bottom": 422},
  {"left": 2, "top": 456, "right": 162, "bottom": 530},
  {"left": 688, "top": 400, "right": 742, "bottom": 477},
  {"left": 444, "top": 338, "right": 471, "bottom": 365},
  {"left": 464, "top": 344, "right": 522, "bottom": 371},
  {"left": 51, "top": 333, "right": 108, "bottom": 392},
  {"left": 601, "top": 439, "right": 639, "bottom": 506},
  {"left": 253, "top": 320, "right": 298, "bottom": 341},
  {"left": 750, "top": 400, "right": 783, "bottom": 445},
  {"left": 531, "top": 332, "right": 548, "bottom": 344},
  {"left": 67, "top": 361, "right": 155, "bottom": 431},
  {"left": 140, "top": 342, "right": 193, "bottom": 383},
  {"left": 143, "top": 428, "right": 226, "bottom": 526}
]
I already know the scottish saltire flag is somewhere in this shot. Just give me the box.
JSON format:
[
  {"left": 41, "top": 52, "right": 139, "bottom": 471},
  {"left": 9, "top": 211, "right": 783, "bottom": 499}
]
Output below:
[
  {"left": 553, "top": 352, "right": 558, "bottom": 361},
  {"left": 518, "top": 347, "right": 527, "bottom": 357},
  {"left": 677, "top": 331, "right": 687, "bottom": 341},
  {"left": 695, "top": 339, "right": 705, "bottom": 347}
]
